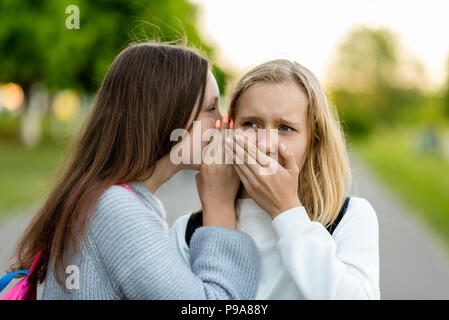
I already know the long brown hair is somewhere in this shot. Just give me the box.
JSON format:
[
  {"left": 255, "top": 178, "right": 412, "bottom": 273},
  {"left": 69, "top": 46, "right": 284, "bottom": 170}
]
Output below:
[
  {"left": 9, "top": 42, "right": 209, "bottom": 285},
  {"left": 228, "top": 60, "right": 351, "bottom": 228}
]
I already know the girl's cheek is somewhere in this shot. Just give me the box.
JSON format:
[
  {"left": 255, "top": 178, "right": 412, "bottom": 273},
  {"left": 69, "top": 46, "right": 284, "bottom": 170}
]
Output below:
[
  {"left": 199, "top": 114, "right": 217, "bottom": 131},
  {"left": 297, "top": 145, "right": 308, "bottom": 171},
  {"left": 206, "top": 108, "right": 222, "bottom": 124},
  {"left": 283, "top": 138, "right": 307, "bottom": 169}
]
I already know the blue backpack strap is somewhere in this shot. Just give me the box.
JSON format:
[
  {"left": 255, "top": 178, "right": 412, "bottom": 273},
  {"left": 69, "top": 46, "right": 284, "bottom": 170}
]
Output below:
[{"left": 0, "top": 270, "right": 29, "bottom": 292}]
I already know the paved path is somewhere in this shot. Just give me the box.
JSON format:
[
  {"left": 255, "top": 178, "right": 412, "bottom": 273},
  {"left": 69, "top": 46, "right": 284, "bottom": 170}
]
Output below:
[
  {"left": 349, "top": 152, "right": 449, "bottom": 299},
  {"left": 1, "top": 154, "right": 449, "bottom": 299}
]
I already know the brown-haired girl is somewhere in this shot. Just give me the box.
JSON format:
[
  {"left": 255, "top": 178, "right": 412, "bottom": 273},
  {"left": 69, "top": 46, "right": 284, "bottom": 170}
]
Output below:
[{"left": 5, "top": 43, "right": 259, "bottom": 299}]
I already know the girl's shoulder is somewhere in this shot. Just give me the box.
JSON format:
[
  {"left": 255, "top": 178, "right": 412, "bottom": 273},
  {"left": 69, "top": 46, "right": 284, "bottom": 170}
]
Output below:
[
  {"left": 333, "top": 196, "right": 378, "bottom": 236},
  {"left": 346, "top": 196, "right": 377, "bottom": 217},
  {"left": 97, "top": 184, "right": 146, "bottom": 210},
  {"left": 92, "top": 184, "right": 164, "bottom": 227}
]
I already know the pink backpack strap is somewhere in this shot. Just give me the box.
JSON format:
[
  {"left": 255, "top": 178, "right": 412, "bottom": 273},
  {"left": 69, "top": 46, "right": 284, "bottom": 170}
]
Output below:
[
  {"left": 28, "top": 250, "right": 43, "bottom": 275},
  {"left": 117, "top": 183, "right": 146, "bottom": 207},
  {"left": 0, "top": 250, "right": 42, "bottom": 300}
]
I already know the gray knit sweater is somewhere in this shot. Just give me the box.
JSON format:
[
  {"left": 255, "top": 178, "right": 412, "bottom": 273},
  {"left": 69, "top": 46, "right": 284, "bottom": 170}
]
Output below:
[{"left": 41, "top": 182, "right": 259, "bottom": 299}]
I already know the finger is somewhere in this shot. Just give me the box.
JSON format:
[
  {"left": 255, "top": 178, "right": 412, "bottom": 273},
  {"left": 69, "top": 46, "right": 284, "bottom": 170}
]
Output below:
[
  {"left": 219, "top": 115, "right": 230, "bottom": 161},
  {"left": 234, "top": 139, "right": 260, "bottom": 170},
  {"left": 232, "top": 134, "right": 257, "bottom": 165},
  {"left": 234, "top": 134, "right": 276, "bottom": 169},
  {"left": 227, "top": 139, "right": 266, "bottom": 179},
  {"left": 202, "top": 128, "right": 223, "bottom": 164},
  {"left": 279, "top": 143, "right": 299, "bottom": 173},
  {"left": 224, "top": 135, "right": 234, "bottom": 165},
  {"left": 233, "top": 165, "right": 252, "bottom": 191},
  {"left": 232, "top": 161, "right": 260, "bottom": 192},
  {"left": 231, "top": 134, "right": 286, "bottom": 177},
  {"left": 221, "top": 114, "right": 230, "bottom": 130},
  {"left": 226, "top": 135, "right": 254, "bottom": 166}
]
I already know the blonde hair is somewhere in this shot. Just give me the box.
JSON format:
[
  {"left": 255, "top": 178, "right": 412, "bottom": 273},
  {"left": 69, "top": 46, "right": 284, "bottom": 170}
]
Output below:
[{"left": 229, "top": 59, "right": 351, "bottom": 228}]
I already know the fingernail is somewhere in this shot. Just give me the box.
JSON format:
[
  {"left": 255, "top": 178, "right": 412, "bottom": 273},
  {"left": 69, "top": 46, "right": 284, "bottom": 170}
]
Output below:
[
  {"left": 223, "top": 114, "right": 229, "bottom": 124},
  {"left": 230, "top": 119, "right": 234, "bottom": 129},
  {"left": 215, "top": 119, "right": 221, "bottom": 128},
  {"left": 281, "top": 143, "right": 286, "bottom": 150}
]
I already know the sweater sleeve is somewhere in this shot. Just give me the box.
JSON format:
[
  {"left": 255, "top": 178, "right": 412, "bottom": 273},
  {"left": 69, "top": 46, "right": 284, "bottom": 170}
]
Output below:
[
  {"left": 271, "top": 197, "right": 380, "bottom": 299},
  {"left": 89, "top": 187, "right": 259, "bottom": 300}
]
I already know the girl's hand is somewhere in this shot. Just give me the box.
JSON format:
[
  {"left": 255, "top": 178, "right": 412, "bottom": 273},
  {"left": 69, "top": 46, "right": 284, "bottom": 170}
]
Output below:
[
  {"left": 196, "top": 115, "right": 240, "bottom": 229},
  {"left": 226, "top": 134, "right": 301, "bottom": 219}
]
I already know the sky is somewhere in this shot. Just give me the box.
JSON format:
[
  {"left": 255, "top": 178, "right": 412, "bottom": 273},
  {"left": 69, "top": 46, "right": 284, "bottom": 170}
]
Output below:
[{"left": 192, "top": 0, "right": 449, "bottom": 89}]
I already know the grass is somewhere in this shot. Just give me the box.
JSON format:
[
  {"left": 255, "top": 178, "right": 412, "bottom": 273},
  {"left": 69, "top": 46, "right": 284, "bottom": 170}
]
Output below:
[
  {"left": 351, "top": 127, "right": 449, "bottom": 247},
  {"left": 0, "top": 114, "right": 69, "bottom": 221}
]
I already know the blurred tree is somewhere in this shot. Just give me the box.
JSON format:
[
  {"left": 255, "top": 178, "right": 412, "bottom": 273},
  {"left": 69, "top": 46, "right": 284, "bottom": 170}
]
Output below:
[
  {"left": 0, "top": 0, "right": 230, "bottom": 99},
  {"left": 444, "top": 56, "right": 449, "bottom": 118},
  {"left": 326, "top": 26, "right": 425, "bottom": 135}
]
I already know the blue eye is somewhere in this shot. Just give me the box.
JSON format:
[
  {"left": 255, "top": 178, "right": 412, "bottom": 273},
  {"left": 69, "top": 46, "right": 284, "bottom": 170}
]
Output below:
[
  {"left": 243, "top": 121, "right": 258, "bottom": 128},
  {"left": 279, "top": 125, "right": 293, "bottom": 132}
]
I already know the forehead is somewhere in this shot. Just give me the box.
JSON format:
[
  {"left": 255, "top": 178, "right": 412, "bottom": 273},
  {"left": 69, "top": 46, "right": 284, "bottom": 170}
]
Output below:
[
  {"left": 204, "top": 70, "right": 219, "bottom": 102},
  {"left": 236, "top": 81, "right": 308, "bottom": 120}
]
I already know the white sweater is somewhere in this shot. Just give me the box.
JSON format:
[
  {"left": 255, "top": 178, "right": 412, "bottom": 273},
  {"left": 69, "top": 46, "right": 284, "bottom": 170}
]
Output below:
[{"left": 169, "top": 196, "right": 380, "bottom": 299}]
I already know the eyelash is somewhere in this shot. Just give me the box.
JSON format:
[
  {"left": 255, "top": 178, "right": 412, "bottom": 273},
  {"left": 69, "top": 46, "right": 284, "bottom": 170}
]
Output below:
[
  {"left": 206, "top": 105, "right": 217, "bottom": 113},
  {"left": 243, "top": 121, "right": 294, "bottom": 132},
  {"left": 243, "top": 121, "right": 258, "bottom": 128},
  {"left": 279, "top": 125, "right": 294, "bottom": 132}
]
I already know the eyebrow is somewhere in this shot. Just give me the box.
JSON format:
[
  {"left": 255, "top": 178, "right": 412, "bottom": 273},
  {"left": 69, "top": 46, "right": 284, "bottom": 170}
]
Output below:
[{"left": 239, "top": 114, "right": 301, "bottom": 126}]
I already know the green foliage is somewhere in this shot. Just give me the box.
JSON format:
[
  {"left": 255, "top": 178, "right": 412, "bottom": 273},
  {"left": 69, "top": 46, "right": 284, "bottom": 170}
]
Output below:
[
  {"left": 0, "top": 0, "right": 229, "bottom": 94},
  {"left": 328, "top": 26, "right": 398, "bottom": 91},
  {"left": 445, "top": 89, "right": 449, "bottom": 118},
  {"left": 212, "top": 64, "right": 231, "bottom": 96},
  {"left": 327, "top": 26, "right": 428, "bottom": 135},
  {"left": 444, "top": 57, "right": 449, "bottom": 118}
]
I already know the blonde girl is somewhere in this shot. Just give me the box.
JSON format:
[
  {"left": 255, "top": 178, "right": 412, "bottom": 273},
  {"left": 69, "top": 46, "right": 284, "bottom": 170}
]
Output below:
[{"left": 170, "top": 59, "right": 380, "bottom": 299}]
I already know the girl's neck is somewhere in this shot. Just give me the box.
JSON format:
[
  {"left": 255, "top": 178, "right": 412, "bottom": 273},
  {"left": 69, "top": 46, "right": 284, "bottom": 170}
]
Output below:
[{"left": 141, "top": 155, "right": 180, "bottom": 194}]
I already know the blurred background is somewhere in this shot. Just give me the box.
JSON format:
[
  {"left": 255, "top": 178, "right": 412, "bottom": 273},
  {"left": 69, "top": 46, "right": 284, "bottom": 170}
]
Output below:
[{"left": 0, "top": 0, "right": 448, "bottom": 299}]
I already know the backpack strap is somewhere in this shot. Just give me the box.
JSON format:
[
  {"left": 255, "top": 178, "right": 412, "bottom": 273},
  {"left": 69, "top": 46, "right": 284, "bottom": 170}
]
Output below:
[
  {"left": 326, "top": 197, "right": 350, "bottom": 235},
  {"left": 0, "top": 270, "right": 29, "bottom": 293},
  {"left": 117, "top": 183, "right": 146, "bottom": 207},
  {"left": 0, "top": 249, "right": 42, "bottom": 297},
  {"left": 185, "top": 209, "right": 203, "bottom": 247},
  {"left": 185, "top": 197, "right": 351, "bottom": 247}
]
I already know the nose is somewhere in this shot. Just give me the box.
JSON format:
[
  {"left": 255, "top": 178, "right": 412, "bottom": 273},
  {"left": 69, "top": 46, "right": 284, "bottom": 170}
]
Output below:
[{"left": 257, "top": 129, "right": 278, "bottom": 156}]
